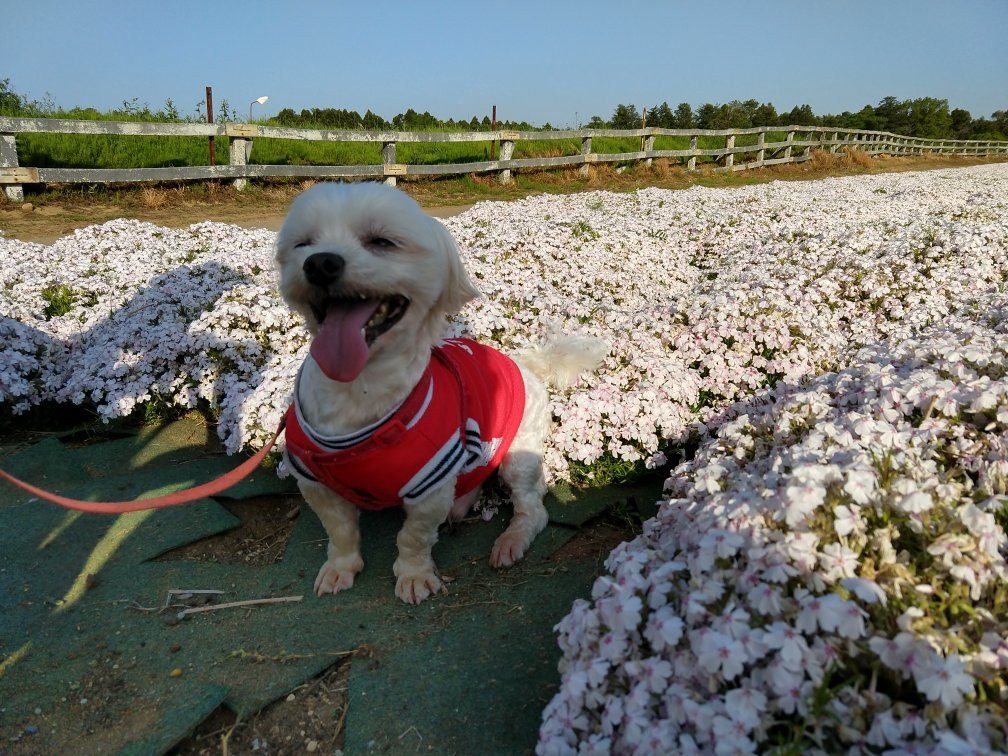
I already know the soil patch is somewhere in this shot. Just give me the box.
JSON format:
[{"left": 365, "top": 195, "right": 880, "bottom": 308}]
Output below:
[
  {"left": 2, "top": 154, "right": 1004, "bottom": 245},
  {"left": 0, "top": 200, "right": 472, "bottom": 245}
]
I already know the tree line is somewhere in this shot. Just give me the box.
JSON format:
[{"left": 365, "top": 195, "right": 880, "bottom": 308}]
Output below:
[
  {"left": 603, "top": 97, "right": 1007, "bottom": 141},
  {"left": 2, "top": 79, "right": 1004, "bottom": 140}
]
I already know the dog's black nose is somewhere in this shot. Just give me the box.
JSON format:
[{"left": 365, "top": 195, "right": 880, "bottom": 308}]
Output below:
[{"left": 303, "top": 253, "right": 345, "bottom": 286}]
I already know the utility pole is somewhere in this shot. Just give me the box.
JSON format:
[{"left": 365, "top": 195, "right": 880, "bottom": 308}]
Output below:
[{"left": 206, "top": 86, "right": 216, "bottom": 167}]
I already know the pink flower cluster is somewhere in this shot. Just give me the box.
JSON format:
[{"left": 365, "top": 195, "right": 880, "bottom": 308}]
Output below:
[{"left": 539, "top": 295, "right": 1008, "bottom": 753}]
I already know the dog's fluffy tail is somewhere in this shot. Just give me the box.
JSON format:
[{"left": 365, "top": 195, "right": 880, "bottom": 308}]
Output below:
[{"left": 513, "top": 333, "right": 608, "bottom": 389}]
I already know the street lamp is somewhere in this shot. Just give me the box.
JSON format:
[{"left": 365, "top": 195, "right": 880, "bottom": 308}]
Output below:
[{"left": 249, "top": 95, "right": 268, "bottom": 122}]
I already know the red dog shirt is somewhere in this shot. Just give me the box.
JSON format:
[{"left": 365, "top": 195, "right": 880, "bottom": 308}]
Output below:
[{"left": 284, "top": 338, "right": 526, "bottom": 510}]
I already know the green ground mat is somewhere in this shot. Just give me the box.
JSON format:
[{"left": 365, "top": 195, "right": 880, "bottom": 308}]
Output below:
[{"left": 0, "top": 416, "right": 662, "bottom": 754}]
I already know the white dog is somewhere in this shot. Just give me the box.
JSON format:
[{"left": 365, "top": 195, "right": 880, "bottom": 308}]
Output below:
[{"left": 275, "top": 182, "right": 606, "bottom": 604}]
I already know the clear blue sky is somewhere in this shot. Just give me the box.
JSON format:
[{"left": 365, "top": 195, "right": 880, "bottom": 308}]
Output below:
[{"left": 4, "top": 0, "right": 1006, "bottom": 125}]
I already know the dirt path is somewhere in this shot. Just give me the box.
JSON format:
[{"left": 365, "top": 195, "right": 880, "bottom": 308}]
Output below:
[
  {"left": 0, "top": 202, "right": 472, "bottom": 245},
  {"left": 4, "top": 154, "right": 1004, "bottom": 245}
]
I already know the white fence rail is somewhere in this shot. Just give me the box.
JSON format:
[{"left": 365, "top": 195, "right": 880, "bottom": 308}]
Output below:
[{"left": 1, "top": 116, "right": 1006, "bottom": 201}]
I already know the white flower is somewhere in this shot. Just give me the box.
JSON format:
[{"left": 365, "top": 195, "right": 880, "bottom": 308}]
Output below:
[
  {"left": 843, "top": 468, "right": 877, "bottom": 505},
  {"left": 915, "top": 653, "right": 974, "bottom": 709},
  {"left": 839, "top": 577, "right": 887, "bottom": 605},
  {"left": 695, "top": 630, "right": 748, "bottom": 680},
  {"left": 832, "top": 503, "right": 863, "bottom": 537},
  {"left": 761, "top": 622, "right": 809, "bottom": 670},
  {"left": 834, "top": 601, "right": 868, "bottom": 639},
  {"left": 794, "top": 590, "right": 846, "bottom": 633},
  {"left": 819, "top": 543, "right": 860, "bottom": 581},
  {"left": 782, "top": 481, "right": 826, "bottom": 526},
  {"left": 723, "top": 687, "right": 767, "bottom": 731},
  {"left": 895, "top": 491, "right": 933, "bottom": 515}
]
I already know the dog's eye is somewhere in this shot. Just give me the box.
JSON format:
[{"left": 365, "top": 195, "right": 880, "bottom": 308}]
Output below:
[
  {"left": 294, "top": 239, "right": 313, "bottom": 249},
  {"left": 366, "top": 236, "right": 396, "bottom": 250}
]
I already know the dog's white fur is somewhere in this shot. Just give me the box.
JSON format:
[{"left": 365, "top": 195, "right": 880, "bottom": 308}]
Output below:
[{"left": 275, "top": 182, "right": 606, "bottom": 604}]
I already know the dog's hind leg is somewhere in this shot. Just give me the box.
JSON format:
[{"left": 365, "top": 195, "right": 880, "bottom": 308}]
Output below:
[
  {"left": 394, "top": 482, "right": 455, "bottom": 604},
  {"left": 492, "top": 449, "right": 549, "bottom": 567},
  {"left": 491, "top": 367, "right": 550, "bottom": 568},
  {"left": 299, "top": 479, "right": 364, "bottom": 596}
]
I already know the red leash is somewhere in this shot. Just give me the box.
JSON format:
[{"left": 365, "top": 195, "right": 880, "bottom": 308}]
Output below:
[{"left": 0, "top": 419, "right": 286, "bottom": 514}]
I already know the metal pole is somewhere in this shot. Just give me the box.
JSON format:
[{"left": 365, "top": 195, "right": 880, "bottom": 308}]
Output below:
[
  {"left": 206, "top": 86, "right": 216, "bottom": 167},
  {"left": 491, "top": 104, "right": 496, "bottom": 160}
]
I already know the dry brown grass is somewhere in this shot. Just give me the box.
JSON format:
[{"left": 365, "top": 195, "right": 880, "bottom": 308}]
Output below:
[
  {"left": 805, "top": 148, "right": 875, "bottom": 172},
  {"left": 842, "top": 147, "right": 874, "bottom": 168},
  {"left": 586, "top": 163, "right": 618, "bottom": 186},
  {"left": 652, "top": 157, "right": 672, "bottom": 180},
  {"left": 139, "top": 186, "right": 169, "bottom": 210}
]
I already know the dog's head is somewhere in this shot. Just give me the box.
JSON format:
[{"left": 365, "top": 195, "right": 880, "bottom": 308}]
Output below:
[{"left": 275, "top": 182, "right": 480, "bottom": 382}]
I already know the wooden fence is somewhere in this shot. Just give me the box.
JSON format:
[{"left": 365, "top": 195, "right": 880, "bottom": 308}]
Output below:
[{"left": 2, "top": 116, "right": 1007, "bottom": 201}]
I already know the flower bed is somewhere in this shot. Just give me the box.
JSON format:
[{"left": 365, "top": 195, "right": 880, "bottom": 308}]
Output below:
[
  {"left": 539, "top": 303, "right": 1008, "bottom": 753},
  {"left": 2, "top": 164, "right": 1007, "bottom": 751}
]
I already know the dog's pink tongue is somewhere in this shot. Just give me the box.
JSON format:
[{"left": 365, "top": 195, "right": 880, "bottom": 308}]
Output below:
[{"left": 309, "top": 299, "right": 381, "bottom": 382}]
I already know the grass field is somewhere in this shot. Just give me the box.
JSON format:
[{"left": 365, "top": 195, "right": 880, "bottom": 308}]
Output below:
[{"left": 13, "top": 122, "right": 786, "bottom": 171}]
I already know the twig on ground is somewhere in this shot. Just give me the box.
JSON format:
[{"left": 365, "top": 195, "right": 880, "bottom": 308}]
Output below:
[
  {"left": 442, "top": 599, "right": 508, "bottom": 610},
  {"left": 177, "top": 594, "right": 302, "bottom": 619},
  {"left": 163, "top": 588, "right": 226, "bottom": 610},
  {"left": 228, "top": 646, "right": 359, "bottom": 663},
  {"left": 399, "top": 725, "right": 423, "bottom": 744}
]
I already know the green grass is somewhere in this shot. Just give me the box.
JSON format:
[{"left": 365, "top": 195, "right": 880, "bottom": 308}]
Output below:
[{"left": 11, "top": 115, "right": 796, "bottom": 172}]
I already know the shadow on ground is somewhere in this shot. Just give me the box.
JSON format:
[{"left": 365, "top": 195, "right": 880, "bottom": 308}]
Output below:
[{"left": 0, "top": 416, "right": 661, "bottom": 754}]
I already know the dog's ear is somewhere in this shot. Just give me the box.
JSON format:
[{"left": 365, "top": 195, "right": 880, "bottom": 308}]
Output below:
[{"left": 430, "top": 217, "right": 481, "bottom": 315}]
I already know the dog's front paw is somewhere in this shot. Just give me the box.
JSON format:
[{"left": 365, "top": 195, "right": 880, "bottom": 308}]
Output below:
[
  {"left": 393, "top": 559, "right": 443, "bottom": 604},
  {"left": 490, "top": 531, "right": 531, "bottom": 568},
  {"left": 314, "top": 557, "right": 363, "bottom": 596}
]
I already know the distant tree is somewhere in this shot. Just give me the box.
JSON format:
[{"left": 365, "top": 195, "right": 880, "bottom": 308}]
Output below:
[
  {"left": 650, "top": 101, "right": 674, "bottom": 128},
  {"left": 159, "top": 98, "right": 180, "bottom": 122},
  {"left": 854, "top": 104, "right": 883, "bottom": 131},
  {"left": 587, "top": 115, "right": 607, "bottom": 128},
  {"left": 611, "top": 103, "right": 642, "bottom": 129},
  {"left": 722, "top": 100, "right": 755, "bottom": 128},
  {"left": 752, "top": 102, "right": 778, "bottom": 127},
  {"left": 673, "top": 102, "right": 693, "bottom": 128},
  {"left": 481, "top": 115, "right": 491, "bottom": 129},
  {"left": 906, "top": 97, "right": 951, "bottom": 138},
  {"left": 783, "top": 104, "right": 817, "bottom": 126},
  {"left": 695, "top": 103, "right": 718, "bottom": 129},
  {"left": 361, "top": 109, "right": 386, "bottom": 129},
  {"left": 0, "top": 78, "right": 25, "bottom": 114},
  {"left": 950, "top": 108, "right": 972, "bottom": 138},
  {"left": 992, "top": 110, "right": 1008, "bottom": 138},
  {"left": 874, "top": 96, "right": 910, "bottom": 134}
]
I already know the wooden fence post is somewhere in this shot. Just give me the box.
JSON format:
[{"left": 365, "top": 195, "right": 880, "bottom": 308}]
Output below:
[
  {"left": 580, "top": 135, "right": 592, "bottom": 177},
  {"left": 756, "top": 130, "right": 765, "bottom": 166},
  {"left": 724, "top": 134, "right": 735, "bottom": 170},
  {"left": 644, "top": 130, "right": 655, "bottom": 167},
  {"left": 830, "top": 131, "right": 838, "bottom": 154},
  {"left": 382, "top": 141, "right": 397, "bottom": 186},
  {"left": 802, "top": 131, "right": 813, "bottom": 160},
  {"left": 0, "top": 133, "right": 24, "bottom": 202},
  {"left": 227, "top": 124, "right": 257, "bottom": 191},
  {"left": 499, "top": 131, "right": 516, "bottom": 184},
  {"left": 783, "top": 130, "right": 795, "bottom": 162},
  {"left": 688, "top": 135, "right": 698, "bottom": 171}
]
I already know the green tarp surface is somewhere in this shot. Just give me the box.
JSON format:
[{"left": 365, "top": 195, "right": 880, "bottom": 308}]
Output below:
[{"left": 0, "top": 417, "right": 660, "bottom": 754}]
